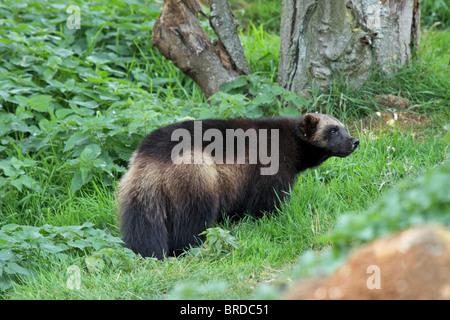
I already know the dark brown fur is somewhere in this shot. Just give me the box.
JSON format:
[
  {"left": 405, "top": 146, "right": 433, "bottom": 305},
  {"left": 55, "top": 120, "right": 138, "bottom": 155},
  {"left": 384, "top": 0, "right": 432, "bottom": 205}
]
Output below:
[{"left": 118, "top": 114, "right": 359, "bottom": 259}]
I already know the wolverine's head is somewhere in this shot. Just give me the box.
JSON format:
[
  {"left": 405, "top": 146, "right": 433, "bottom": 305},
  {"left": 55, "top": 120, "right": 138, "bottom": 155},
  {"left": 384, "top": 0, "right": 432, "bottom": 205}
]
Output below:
[{"left": 296, "top": 113, "right": 359, "bottom": 157}]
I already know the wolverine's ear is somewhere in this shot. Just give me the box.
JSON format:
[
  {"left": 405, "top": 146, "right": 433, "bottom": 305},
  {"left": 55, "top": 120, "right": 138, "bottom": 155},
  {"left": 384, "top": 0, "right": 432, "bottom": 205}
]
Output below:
[
  {"left": 297, "top": 114, "right": 320, "bottom": 139},
  {"left": 302, "top": 114, "right": 320, "bottom": 128}
]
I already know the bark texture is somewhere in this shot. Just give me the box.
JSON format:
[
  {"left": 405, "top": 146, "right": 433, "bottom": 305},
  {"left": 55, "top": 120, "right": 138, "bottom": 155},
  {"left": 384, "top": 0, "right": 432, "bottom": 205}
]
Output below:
[
  {"left": 278, "top": 0, "right": 421, "bottom": 97},
  {"left": 152, "top": 0, "right": 250, "bottom": 99}
]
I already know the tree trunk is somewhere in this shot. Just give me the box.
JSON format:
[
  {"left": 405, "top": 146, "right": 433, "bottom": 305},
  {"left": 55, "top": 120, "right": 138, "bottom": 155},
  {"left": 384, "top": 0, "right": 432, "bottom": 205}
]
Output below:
[
  {"left": 278, "top": 0, "right": 421, "bottom": 97},
  {"left": 152, "top": 0, "right": 250, "bottom": 99}
]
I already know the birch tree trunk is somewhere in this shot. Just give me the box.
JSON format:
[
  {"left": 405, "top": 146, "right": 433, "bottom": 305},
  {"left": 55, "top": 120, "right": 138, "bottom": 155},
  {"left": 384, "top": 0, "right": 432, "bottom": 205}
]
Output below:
[{"left": 278, "top": 0, "right": 421, "bottom": 97}]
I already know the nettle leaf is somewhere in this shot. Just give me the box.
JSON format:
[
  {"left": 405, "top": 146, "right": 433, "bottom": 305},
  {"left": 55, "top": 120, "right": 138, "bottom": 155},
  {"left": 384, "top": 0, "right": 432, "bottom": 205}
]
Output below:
[
  {"left": 0, "top": 280, "right": 12, "bottom": 291},
  {"left": 279, "top": 105, "right": 302, "bottom": 117},
  {"left": 85, "top": 254, "right": 105, "bottom": 273},
  {"left": 15, "top": 226, "right": 44, "bottom": 241},
  {"left": 80, "top": 144, "right": 101, "bottom": 162},
  {"left": 220, "top": 77, "right": 248, "bottom": 93},
  {"left": 113, "top": 144, "right": 134, "bottom": 161},
  {"left": 70, "top": 97, "right": 99, "bottom": 109},
  {"left": 10, "top": 175, "right": 42, "bottom": 192},
  {"left": 39, "top": 241, "right": 68, "bottom": 254},
  {"left": 80, "top": 166, "right": 91, "bottom": 184},
  {"left": 34, "top": 65, "right": 57, "bottom": 81},
  {"left": 12, "top": 95, "right": 29, "bottom": 107},
  {"left": 63, "top": 131, "right": 90, "bottom": 152},
  {"left": 92, "top": 158, "right": 106, "bottom": 169},
  {"left": 68, "top": 239, "right": 92, "bottom": 251},
  {"left": 98, "top": 90, "right": 119, "bottom": 101},
  {"left": 282, "top": 92, "right": 309, "bottom": 110},
  {"left": 4, "top": 262, "right": 31, "bottom": 277},
  {"left": 0, "top": 160, "right": 18, "bottom": 177},
  {"left": 0, "top": 224, "right": 21, "bottom": 233},
  {"left": 70, "top": 169, "right": 92, "bottom": 194},
  {"left": 70, "top": 171, "right": 84, "bottom": 194},
  {"left": 64, "top": 78, "right": 76, "bottom": 91},
  {"left": 28, "top": 94, "right": 52, "bottom": 112},
  {"left": 0, "top": 250, "right": 16, "bottom": 262},
  {"left": 46, "top": 55, "right": 62, "bottom": 69},
  {"left": 55, "top": 108, "right": 74, "bottom": 119},
  {"left": 51, "top": 47, "right": 74, "bottom": 58}
]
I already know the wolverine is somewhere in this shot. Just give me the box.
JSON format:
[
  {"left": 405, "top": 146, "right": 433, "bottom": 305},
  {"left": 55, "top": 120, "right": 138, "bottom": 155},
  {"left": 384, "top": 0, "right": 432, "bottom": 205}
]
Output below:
[{"left": 118, "top": 113, "right": 359, "bottom": 259}]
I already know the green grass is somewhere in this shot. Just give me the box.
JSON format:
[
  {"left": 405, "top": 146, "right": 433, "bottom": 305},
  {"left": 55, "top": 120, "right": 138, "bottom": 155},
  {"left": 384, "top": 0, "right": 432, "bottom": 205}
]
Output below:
[
  {"left": 231, "top": 0, "right": 282, "bottom": 34},
  {"left": 0, "top": 0, "right": 449, "bottom": 299}
]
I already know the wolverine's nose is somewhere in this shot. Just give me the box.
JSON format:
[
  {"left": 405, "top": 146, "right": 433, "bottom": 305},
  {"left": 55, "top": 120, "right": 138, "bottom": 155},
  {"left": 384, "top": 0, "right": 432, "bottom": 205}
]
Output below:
[{"left": 352, "top": 138, "right": 359, "bottom": 149}]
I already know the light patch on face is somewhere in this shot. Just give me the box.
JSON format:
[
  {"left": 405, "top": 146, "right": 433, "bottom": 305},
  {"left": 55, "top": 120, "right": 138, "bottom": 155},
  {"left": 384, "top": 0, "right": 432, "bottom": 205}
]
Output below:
[
  {"left": 308, "top": 114, "right": 346, "bottom": 146},
  {"left": 316, "top": 114, "right": 345, "bottom": 131}
]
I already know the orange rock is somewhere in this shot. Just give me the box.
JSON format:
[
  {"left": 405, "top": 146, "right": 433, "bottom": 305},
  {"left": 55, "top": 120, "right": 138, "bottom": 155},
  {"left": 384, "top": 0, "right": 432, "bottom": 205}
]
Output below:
[{"left": 284, "top": 225, "right": 450, "bottom": 300}]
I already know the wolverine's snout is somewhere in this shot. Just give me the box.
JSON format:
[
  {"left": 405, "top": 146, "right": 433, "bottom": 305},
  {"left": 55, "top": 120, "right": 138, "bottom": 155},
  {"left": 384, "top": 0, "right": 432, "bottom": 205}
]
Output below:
[{"left": 351, "top": 138, "right": 359, "bottom": 150}]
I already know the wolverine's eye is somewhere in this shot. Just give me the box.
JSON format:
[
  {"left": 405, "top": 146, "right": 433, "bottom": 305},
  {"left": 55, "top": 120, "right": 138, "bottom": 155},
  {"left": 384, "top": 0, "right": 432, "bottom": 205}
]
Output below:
[{"left": 330, "top": 128, "right": 339, "bottom": 134}]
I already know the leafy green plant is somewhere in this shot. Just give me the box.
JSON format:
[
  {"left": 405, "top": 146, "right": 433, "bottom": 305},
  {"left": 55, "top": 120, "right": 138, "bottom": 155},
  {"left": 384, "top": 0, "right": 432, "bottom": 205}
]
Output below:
[
  {"left": 85, "top": 247, "right": 136, "bottom": 273},
  {"left": 198, "top": 75, "right": 310, "bottom": 120},
  {"left": 0, "top": 0, "right": 199, "bottom": 199},
  {"left": 193, "top": 227, "right": 240, "bottom": 258},
  {"left": 0, "top": 222, "right": 133, "bottom": 290},
  {"left": 0, "top": 157, "right": 41, "bottom": 193}
]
